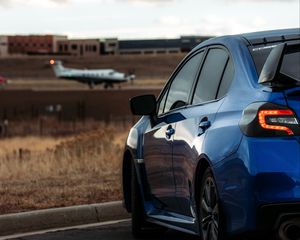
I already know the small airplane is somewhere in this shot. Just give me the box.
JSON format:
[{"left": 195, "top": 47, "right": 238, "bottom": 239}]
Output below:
[
  {"left": 50, "top": 60, "right": 135, "bottom": 89},
  {"left": 0, "top": 76, "right": 7, "bottom": 89}
]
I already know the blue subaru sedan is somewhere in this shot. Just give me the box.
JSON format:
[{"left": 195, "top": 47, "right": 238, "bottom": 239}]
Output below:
[{"left": 122, "top": 29, "right": 300, "bottom": 240}]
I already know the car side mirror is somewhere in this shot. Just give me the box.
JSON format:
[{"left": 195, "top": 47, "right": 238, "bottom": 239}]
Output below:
[{"left": 130, "top": 94, "right": 157, "bottom": 116}]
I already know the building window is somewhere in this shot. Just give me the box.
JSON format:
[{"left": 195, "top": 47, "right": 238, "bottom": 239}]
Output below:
[
  {"left": 71, "top": 44, "right": 77, "bottom": 50},
  {"left": 144, "top": 51, "right": 154, "bottom": 54},
  {"left": 93, "top": 45, "right": 97, "bottom": 52}
]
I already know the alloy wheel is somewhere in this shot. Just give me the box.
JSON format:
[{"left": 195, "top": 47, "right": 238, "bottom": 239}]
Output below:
[{"left": 200, "top": 176, "right": 219, "bottom": 240}]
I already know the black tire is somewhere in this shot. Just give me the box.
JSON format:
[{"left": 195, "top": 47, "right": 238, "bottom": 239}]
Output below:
[
  {"left": 199, "top": 168, "right": 225, "bottom": 240},
  {"left": 89, "top": 82, "right": 95, "bottom": 89},
  {"left": 131, "top": 162, "right": 148, "bottom": 238}
]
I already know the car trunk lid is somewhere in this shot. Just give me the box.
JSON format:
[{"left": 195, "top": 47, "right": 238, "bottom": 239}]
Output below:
[{"left": 284, "top": 87, "right": 300, "bottom": 121}]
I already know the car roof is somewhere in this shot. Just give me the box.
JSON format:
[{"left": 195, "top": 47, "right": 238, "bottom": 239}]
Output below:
[
  {"left": 193, "top": 28, "right": 300, "bottom": 52},
  {"left": 239, "top": 28, "right": 300, "bottom": 46}
]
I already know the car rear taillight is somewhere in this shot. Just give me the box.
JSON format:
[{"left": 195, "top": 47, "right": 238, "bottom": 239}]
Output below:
[{"left": 240, "top": 102, "right": 300, "bottom": 137}]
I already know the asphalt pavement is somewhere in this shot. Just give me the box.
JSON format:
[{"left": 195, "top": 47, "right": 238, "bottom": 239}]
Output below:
[
  {"left": 7, "top": 220, "right": 199, "bottom": 240},
  {"left": 2, "top": 220, "right": 276, "bottom": 240}
]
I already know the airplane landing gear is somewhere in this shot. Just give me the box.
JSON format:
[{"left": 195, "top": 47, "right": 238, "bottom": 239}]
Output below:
[
  {"left": 88, "top": 82, "right": 95, "bottom": 89},
  {"left": 104, "top": 83, "right": 114, "bottom": 89}
]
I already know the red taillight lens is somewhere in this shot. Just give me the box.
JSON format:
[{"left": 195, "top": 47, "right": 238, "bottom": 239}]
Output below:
[
  {"left": 239, "top": 102, "right": 300, "bottom": 137},
  {"left": 258, "top": 110, "right": 297, "bottom": 135}
]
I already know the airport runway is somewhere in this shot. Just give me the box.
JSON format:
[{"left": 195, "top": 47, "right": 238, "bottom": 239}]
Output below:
[{"left": 2, "top": 78, "right": 165, "bottom": 91}]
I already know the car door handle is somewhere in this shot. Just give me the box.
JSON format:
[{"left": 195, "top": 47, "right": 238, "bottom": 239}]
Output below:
[
  {"left": 198, "top": 118, "right": 211, "bottom": 136},
  {"left": 199, "top": 120, "right": 211, "bottom": 130},
  {"left": 165, "top": 127, "right": 175, "bottom": 138}
]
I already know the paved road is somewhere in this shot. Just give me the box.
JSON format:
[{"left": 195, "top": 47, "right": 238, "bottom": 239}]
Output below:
[
  {"left": 9, "top": 220, "right": 199, "bottom": 240},
  {"left": 6, "top": 220, "right": 273, "bottom": 240}
]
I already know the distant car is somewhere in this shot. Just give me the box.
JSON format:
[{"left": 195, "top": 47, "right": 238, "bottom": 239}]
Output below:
[{"left": 122, "top": 29, "right": 300, "bottom": 239}]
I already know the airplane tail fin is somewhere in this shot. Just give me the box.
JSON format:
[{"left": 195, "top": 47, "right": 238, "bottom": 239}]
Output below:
[
  {"left": 128, "top": 74, "right": 136, "bottom": 81},
  {"left": 126, "top": 69, "right": 136, "bottom": 81},
  {"left": 50, "top": 60, "right": 65, "bottom": 77}
]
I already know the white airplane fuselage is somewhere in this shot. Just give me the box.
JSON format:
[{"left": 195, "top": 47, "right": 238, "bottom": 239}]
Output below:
[{"left": 51, "top": 60, "right": 135, "bottom": 88}]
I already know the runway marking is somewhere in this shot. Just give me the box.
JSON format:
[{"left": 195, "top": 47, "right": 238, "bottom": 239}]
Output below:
[{"left": 0, "top": 218, "right": 131, "bottom": 240}]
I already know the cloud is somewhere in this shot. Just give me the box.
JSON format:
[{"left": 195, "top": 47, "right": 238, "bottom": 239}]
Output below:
[
  {"left": 116, "top": 0, "right": 176, "bottom": 6},
  {"left": 0, "top": 0, "right": 70, "bottom": 8},
  {"left": 0, "top": 0, "right": 174, "bottom": 8},
  {"left": 49, "top": 0, "right": 69, "bottom": 3},
  {"left": 121, "top": 0, "right": 174, "bottom": 2},
  {"left": 0, "top": 0, "right": 12, "bottom": 7},
  {"left": 225, "top": 0, "right": 297, "bottom": 2}
]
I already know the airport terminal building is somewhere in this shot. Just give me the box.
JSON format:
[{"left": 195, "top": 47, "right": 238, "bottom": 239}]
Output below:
[
  {"left": 118, "top": 36, "right": 211, "bottom": 55},
  {"left": 0, "top": 35, "right": 212, "bottom": 57},
  {"left": 0, "top": 36, "right": 8, "bottom": 58},
  {"left": 55, "top": 36, "right": 211, "bottom": 56},
  {"left": 6, "top": 35, "right": 67, "bottom": 56}
]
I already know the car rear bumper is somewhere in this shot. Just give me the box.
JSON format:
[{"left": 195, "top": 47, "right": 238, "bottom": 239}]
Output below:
[
  {"left": 216, "top": 135, "right": 300, "bottom": 234},
  {"left": 257, "top": 203, "right": 300, "bottom": 230}
]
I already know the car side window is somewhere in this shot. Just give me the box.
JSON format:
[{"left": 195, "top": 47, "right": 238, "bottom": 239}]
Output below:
[
  {"left": 192, "top": 48, "right": 229, "bottom": 105},
  {"left": 157, "top": 88, "right": 168, "bottom": 115},
  {"left": 162, "top": 51, "right": 204, "bottom": 114},
  {"left": 217, "top": 58, "right": 234, "bottom": 99}
]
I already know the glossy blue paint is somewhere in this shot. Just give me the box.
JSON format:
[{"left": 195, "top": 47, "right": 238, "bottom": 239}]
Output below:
[{"left": 123, "top": 28, "right": 300, "bottom": 237}]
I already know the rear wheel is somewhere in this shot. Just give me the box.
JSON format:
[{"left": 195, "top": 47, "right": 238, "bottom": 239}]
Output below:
[{"left": 199, "top": 168, "right": 224, "bottom": 240}]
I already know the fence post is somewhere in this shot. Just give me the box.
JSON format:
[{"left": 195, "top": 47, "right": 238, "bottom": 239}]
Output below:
[
  {"left": 73, "top": 119, "right": 76, "bottom": 133},
  {"left": 39, "top": 118, "right": 43, "bottom": 136},
  {"left": 19, "top": 148, "right": 23, "bottom": 160}
]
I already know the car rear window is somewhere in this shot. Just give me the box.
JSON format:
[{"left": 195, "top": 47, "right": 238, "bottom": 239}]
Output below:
[{"left": 249, "top": 41, "right": 300, "bottom": 82}]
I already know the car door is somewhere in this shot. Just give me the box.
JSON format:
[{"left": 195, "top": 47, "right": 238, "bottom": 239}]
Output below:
[
  {"left": 143, "top": 51, "right": 205, "bottom": 213},
  {"left": 172, "top": 47, "right": 235, "bottom": 216}
]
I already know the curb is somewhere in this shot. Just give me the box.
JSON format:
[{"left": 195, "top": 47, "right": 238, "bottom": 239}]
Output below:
[{"left": 0, "top": 201, "right": 130, "bottom": 236}]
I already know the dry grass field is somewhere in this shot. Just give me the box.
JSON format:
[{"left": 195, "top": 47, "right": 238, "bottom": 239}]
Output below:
[
  {"left": 0, "top": 125, "right": 130, "bottom": 214},
  {"left": 0, "top": 55, "right": 173, "bottom": 214}
]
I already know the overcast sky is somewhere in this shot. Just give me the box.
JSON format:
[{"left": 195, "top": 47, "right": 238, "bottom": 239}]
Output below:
[{"left": 0, "top": 0, "right": 299, "bottom": 39}]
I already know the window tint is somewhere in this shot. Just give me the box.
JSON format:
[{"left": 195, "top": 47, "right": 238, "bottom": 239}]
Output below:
[
  {"left": 281, "top": 52, "right": 300, "bottom": 81},
  {"left": 158, "top": 88, "right": 168, "bottom": 115},
  {"left": 249, "top": 41, "right": 300, "bottom": 81},
  {"left": 193, "top": 48, "right": 228, "bottom": 104},
  {"left": 163, "top": 52, "right": 204, "bottom": 113},
  {"left": 217, "top": 58, "right": 234, "bottom": 99}
]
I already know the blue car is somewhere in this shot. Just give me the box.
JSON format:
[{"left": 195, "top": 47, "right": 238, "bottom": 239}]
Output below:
[{"left": 122, "top": 29, "right": 300, "bottom": 240}]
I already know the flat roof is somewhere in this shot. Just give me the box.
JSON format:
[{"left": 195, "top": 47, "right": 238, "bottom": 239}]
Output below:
[{"left": 119, "top": 39, "right": 181, "bottom": 50}]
